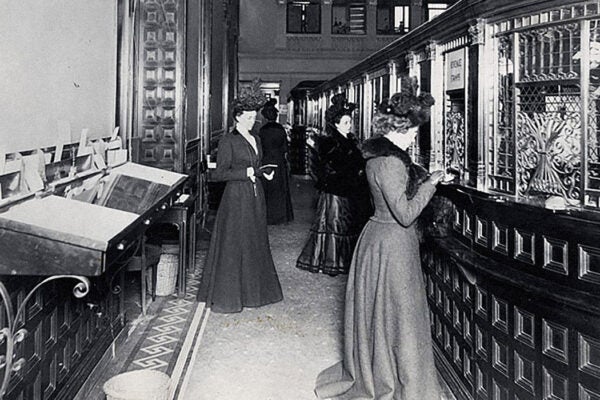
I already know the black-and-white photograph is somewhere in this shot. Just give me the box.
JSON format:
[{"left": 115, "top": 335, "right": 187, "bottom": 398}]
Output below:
[{"left": 0, "top": 0, "right": 598, "bottom": 399}]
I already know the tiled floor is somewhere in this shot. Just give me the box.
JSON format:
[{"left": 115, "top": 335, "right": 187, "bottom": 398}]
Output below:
[
  {"left": 180, "top": 178, "right": 349, "bottom": 400},
  {"left": 179, "top": 177, "right": 456, "bottom": 400},
  {"left": 82, "top": 176, "right": 455, "bottom": 399},
  {"left": 77, "top": 248, "right": 207, "bottom": 399}
]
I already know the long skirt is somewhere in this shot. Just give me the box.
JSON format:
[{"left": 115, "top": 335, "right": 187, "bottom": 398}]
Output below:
[
  {"left": 197, "top": 179, "right": 283, "bottom": 313},
  {"left": 296, "top": 192, "right": 370, "bottom": 275},
  {"left": 262, "top": 165, "right": 294, "bottom": 225},
  {"left": 314, "top": 219, "right": 441, "bottom": 399}
]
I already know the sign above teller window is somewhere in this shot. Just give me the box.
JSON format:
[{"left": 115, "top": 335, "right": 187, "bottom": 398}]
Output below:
[{"left": 446, "top": 48, "right": 466, "bottom": 91}]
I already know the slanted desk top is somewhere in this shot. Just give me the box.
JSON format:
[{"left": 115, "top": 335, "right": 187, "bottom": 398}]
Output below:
[
  {"left": 0, "top": 195, "right": 137, "bottom": 251},
  {"left": 0, "top": 162, "right": 187, "bottom": 276}
]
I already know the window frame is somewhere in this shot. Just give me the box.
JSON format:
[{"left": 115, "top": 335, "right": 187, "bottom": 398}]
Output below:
[
  {"left": 427, "top": 2, "right": 449, "bottom": 21},
  {"left": 376, "top": 1, "right": 411, "bottom": 35},
  {"left": 286, "top": 0, "right": 321, "bottom": 34},
  {"left": 331, "top": 0, "right": 367, "bottom": 35}
]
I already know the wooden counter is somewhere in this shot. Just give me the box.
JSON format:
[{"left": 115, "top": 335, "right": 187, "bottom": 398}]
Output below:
[
  {"left": 0, "top": 162, "right": 187, "bottom": 400},
  {"left": 423, "top": 185, "right": 600, "bottom": 399}
]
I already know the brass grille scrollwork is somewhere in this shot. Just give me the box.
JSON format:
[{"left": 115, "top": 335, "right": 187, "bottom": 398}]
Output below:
[
  {"left": 492, "top": 19, "right": 591, "bottom": 204},
  {"left": 516, "top": 109, "right": 581, "bottom": 201},
  {"left": 490, "top": 35, "right": 515, "bottom": 193},
  {"left": 445, "top": 111, "right": 465, "bottom": 174},
  {"left": 0, "top": 276, "right": 90, "bottom": 399},
  {"left": 518, "top": 23, "right": 580, "bottom": 83},
  {"left": 586, "top": 21, "right": 600, "bottom": 205}
]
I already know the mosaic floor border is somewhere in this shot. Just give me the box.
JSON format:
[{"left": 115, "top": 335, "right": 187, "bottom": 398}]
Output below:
[{"left": 123, "top": 251, "right": 205, "bottom": 376}]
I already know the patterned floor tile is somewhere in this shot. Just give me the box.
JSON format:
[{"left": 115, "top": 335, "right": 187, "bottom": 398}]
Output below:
[{"left": 125, "top": 250, "right": 205, "bottom": 375}]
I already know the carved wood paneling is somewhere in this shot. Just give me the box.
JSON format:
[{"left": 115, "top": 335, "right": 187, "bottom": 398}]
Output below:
[
  {"left": 423, "top": 186, "right": 600, "bottom": 399},
  {"left": 2, "top": 277, "right": 123, "bottom": 400},
  {"left": 135, "top": 0, "right": 185, "bottom": 172}
]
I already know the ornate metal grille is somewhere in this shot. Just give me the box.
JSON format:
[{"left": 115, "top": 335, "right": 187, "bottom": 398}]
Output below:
[
  {"left": 519, "top": 23, "right": 581, "bottom": 82},
  {"left": 516, "top": 85, "right": 581, "bottom": 200},
  {"left": 586, "top": 20, "right": 600, "bottom": 206},
  {"left": 445, "top": 99, "right": 466, "bottom": 174},
  {"left": 489, "top": 36, "right": 515, "bottom": 193},
  {"left": 490, "top": 14, "right": 598, "bottom": 207}
]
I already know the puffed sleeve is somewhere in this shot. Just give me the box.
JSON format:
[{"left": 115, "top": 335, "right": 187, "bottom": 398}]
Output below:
[
  {"left": 374, "top": 157, "right": 436, "bottom": 227},
  {"left": 211, "top": 135, "right": 249, "bottom": 182}
]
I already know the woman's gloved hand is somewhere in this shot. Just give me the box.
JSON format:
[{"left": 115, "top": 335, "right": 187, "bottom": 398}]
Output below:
[
  {"left": 246, "top": 166, "right": 256, "bottom": 183},
  {"left": 263, "top": 170, "right": 275, "bottom": 181}
]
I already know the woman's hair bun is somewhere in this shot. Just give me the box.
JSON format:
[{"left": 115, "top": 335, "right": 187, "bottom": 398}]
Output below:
[
  {"left": 325, "top": 94, "right": 356, "bottom": 125},
  {"left": 377, "top": 76, "right": 434, "bottom": 126},
  {"left": 331, "top": 93, "right": 346, "bottom": 106},
  {"left": 261, "top": 97, "right": 279, "bottom": 120}
]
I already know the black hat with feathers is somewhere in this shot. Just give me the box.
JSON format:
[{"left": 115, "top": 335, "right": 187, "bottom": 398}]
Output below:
[
  {"left": 377, "top": 76, "right": 434, "bottom": 126},
  {"left": 232, "top": 79, "right": 268, "bottom": 115},
  {"left": 325, "top": 94, "right": 356, "bottom": 126}
]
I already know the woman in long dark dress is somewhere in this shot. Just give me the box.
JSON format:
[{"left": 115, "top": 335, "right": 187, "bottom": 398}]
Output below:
[
  {"left": 315, "top": 80, "right": 445, "bottom": 399},
  {"left": 296, "top": 94, "right": 371, "bottom": 276},
  {"left": 258, "top": 99, "right": 294, "bottom": 224},
  {"left": 197, "top": 90, "right": 283, "bottom": 314}
]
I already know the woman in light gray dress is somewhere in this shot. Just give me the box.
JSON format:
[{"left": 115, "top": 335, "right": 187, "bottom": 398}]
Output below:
[{"left": 315, "top": 79, "right": 445, "bottom": 400}]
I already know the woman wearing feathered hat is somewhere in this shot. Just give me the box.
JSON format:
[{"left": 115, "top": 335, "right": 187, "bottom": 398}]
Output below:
[
  {"left": 296, "top": 93, "right": 372, "bottom": 276},
  {"left": 315, "top": 78, "right": 446, "bottom": 399},
  {"left": 197, "top": 82, "right": 283, "bottom": 313}
]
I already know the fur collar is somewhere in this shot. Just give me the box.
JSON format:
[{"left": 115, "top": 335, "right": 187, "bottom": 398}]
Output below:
[
  {"left": 361, "top": 135, "right": 429, "bottom": 199},
  {"left": 361, "top": 135, "right": 412, "bottom": 164}
]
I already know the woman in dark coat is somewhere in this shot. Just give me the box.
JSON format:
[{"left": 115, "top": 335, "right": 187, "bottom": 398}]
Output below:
[
  {"left": 197, "top": 88, "right": 283, "bottom": 313},
  {"left": 258, "top": 99, "right": 294, "bottom": 224},
  {"left": 315, "top": 80, "right": 445, "bottom": 399},
  {"left": 296, "top": 94, "right": 372, "bottom": 276}
]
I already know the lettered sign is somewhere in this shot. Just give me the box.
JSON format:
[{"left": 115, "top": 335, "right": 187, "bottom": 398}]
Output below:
[{"left": 446, "top": 48, "right": 466, "bottom": 91}]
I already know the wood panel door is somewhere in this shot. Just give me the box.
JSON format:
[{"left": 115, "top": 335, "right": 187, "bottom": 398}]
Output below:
[{"left": 134, "top": 0, "right": 186, "bottom": 172}]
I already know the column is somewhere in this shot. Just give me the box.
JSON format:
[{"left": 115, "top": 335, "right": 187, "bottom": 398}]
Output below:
[
  {"left": 388, "top": 60, "right": 398, "bottom": 95},
  {"left": 428, "top": 41, "right": 445, "bottom": 171},
  {"left": 363, "top": 73, "right": 372, "bottom": 139},
  {"left": 469, "top": 18, "right": 487, "bottom": 189}
]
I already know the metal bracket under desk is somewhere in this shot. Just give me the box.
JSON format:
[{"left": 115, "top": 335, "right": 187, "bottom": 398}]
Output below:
[{"left": 157, "top": 194, "right": 197, "bottom": 298}]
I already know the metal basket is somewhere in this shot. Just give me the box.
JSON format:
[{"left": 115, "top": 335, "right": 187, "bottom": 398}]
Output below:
[{"left": 103, "top": 369, "right": 171, "bottom": 400}]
